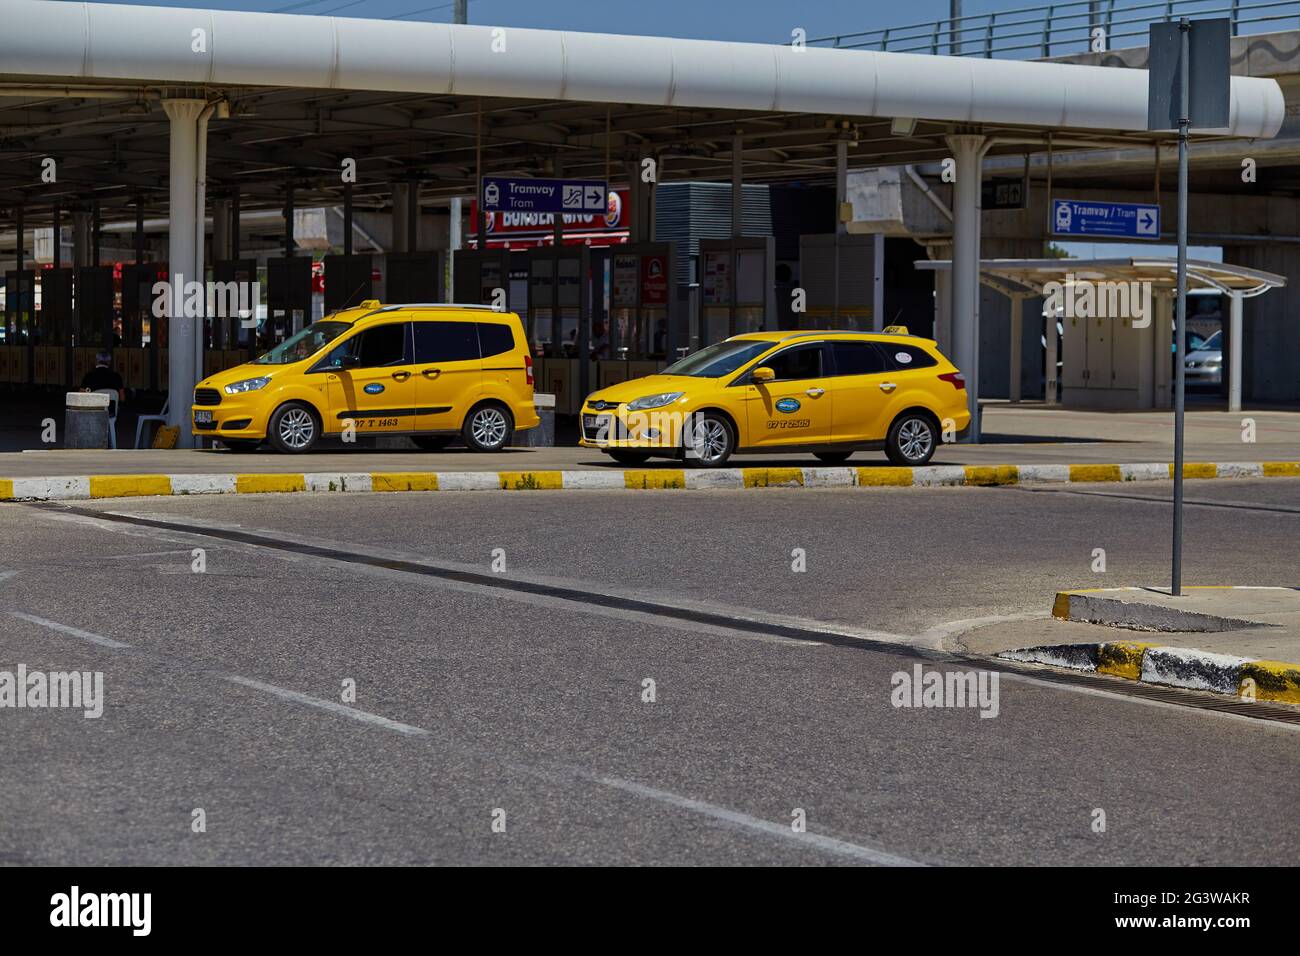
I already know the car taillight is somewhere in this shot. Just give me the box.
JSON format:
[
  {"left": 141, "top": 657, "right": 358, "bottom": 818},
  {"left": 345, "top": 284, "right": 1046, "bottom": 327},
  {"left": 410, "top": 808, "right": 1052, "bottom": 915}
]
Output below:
[
  {"left": 938, "top": 372, "right": 965, "bottom": 390},
  {"left": 524, "top": 353, "right": 534, "bottom": 386}
]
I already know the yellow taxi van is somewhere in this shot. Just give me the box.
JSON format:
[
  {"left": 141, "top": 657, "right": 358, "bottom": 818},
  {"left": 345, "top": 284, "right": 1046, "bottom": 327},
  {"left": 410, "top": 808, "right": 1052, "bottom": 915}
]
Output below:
[{"left": 191, "top": 302, "right": 538, "bottom": 453}]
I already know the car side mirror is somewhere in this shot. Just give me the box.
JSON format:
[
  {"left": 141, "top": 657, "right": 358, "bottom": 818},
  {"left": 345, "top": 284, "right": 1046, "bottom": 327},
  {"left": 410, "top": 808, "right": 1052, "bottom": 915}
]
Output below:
[
  {"left": 337, "top": 354, "right": 360, "bottom": 369},
  {"left": 751, "top": 366, "right": 775, "bottom": 384}
]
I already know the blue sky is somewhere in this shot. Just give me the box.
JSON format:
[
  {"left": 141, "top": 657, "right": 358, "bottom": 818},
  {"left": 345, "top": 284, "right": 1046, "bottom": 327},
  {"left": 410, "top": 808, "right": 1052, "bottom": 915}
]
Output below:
[{"left": 85, "top": 0, "right": 993, "bottom": 43}]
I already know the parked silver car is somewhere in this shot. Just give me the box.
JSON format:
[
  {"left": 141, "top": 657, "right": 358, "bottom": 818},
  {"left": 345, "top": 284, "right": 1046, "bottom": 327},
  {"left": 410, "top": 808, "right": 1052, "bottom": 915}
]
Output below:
[{"left": 1184, "top": 330, "right": 1223, "bottom": 386}]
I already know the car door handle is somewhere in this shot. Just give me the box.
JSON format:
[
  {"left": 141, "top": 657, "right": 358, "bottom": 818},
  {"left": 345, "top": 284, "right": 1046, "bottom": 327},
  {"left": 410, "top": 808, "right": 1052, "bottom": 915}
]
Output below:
[
  {"left": 806, "top": 387, "right": 825, "bottom": 397},
  {"left": 879, "top": 382, "right": 897, "bottom": 393},
  {"left": 421, "top": 368, "right": 442, "bottom": 378},
  {"left": 391, "top": 370, "right": 411, "bottom": 382}
]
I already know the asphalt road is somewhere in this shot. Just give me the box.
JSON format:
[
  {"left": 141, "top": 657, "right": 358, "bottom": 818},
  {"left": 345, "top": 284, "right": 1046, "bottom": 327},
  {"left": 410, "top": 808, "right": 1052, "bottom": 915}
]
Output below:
[{"left": 1, "top": 478, "right": 1297, "bottom": 865}]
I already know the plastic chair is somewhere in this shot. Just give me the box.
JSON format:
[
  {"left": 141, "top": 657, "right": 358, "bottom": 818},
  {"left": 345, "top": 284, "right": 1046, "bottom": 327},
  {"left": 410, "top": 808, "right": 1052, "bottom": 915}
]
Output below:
[
  {"left": 92, "top": 388, "right": 119, "bottom": 449},
  {"left": 134, "top": 397, "right": 169, "bottom": 449}
]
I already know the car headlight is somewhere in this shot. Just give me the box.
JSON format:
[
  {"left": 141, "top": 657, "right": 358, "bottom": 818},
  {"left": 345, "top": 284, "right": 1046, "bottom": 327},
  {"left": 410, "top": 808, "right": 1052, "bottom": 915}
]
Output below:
[
  {"left": 224, "top": 376, "right": 271, "bottom": 394},
  {"left": 1203, "top": 357, "right": 1222, "bottom": 367},
  {"left": 626, "top": 391, "right": 683, "bottom": 411}
]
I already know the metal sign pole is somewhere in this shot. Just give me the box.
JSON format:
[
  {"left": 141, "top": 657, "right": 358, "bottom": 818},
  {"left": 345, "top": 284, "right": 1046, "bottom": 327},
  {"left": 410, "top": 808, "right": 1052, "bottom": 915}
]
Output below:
[{"left": 1172, "top": 17, "right": 1189, "bottom": 596}]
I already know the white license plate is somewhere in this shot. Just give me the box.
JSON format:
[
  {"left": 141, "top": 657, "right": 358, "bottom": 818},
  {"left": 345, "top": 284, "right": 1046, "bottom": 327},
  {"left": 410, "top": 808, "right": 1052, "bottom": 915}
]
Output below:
[{"left": 194, "top": 410, "right": 214, "bottom": 423}]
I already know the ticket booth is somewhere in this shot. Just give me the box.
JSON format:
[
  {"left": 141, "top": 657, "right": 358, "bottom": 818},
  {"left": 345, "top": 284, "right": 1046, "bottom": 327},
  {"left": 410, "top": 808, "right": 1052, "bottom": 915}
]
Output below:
[
  {"left": 72, "top": 265, "right": 114, "bottom": 386},
  {"left": 37, "top": 268, "right": 73, "bottom": 387},
  {"left": 322, "top": 254, "right": 372, "bottom": 313},
  {"left": 385, "top": 251, "right": 443, "bottom": 304},
  {"left": 3, "top": 269, "right": 35, "bottom": 385},
  {"left": 797, "top": 234, "right": 877, "bottom": 330},
  {"left": 527, "top": 245, "right": 591, "bottom": 414},
  {"left": 208, "top": 258, "right": 257, "bottom": 376},
  {"left": 608, "top": 242, "right": 677, "bottom": 375},
  {"left": 121, "top": 262, "right": 167, "bottom": 390},
  {"left": 266, "top": 256, "right": 312, "bottom": 345},
  {"left": 698, "top": 237, "right": 776, "bottom": 347},
  {"left": 452, "top": 247, "right": 511, "bottom": 308}
]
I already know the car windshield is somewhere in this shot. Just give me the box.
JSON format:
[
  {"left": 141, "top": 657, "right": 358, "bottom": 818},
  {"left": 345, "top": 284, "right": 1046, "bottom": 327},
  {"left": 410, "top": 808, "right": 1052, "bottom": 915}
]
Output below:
[
  {"left": 253, "top": 321, "right": 351, "bottom": 365},
  {"left": 1200, "top": 330, "right": 1222, "bottom": 351},
  {"left": 662, "top": 339, "right": 773, "bottom": 378}
]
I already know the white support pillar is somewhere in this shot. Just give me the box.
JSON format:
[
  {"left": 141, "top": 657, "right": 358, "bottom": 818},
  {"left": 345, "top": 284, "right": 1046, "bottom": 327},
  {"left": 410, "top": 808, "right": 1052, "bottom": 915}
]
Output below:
[
  {"left": 163, "top": 99, "right": 205, "bottom": 448},
  {"left": 946, "top": 134, "right": 989, "bottom": 441},
  {"left": 1009, "top": 293, "right": 1024, "bottom": 403},
  {"left": 447, "top": 197, "right": 462, "bottom": 302},
  {"left": 1228, "top": 290, "right": 1244, "bottom": 413}
]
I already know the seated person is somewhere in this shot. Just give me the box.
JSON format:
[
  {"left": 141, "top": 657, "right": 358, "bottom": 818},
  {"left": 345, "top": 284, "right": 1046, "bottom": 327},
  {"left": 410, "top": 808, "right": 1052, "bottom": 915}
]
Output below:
[{"left": 80, "top": 351, "right": 124, "bottom": 402}]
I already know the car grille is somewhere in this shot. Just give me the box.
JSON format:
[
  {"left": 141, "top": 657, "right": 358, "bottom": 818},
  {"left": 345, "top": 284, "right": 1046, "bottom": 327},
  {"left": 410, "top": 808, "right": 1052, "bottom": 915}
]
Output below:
[
  {"left": 194, "top": 388, "right": 222, "bottom": 406},
  {"left": 582, "top": 413, "right": 631, "bottom": 442},
  {"left": 194, "top": 420, "right": 218, "bottom": 431}
]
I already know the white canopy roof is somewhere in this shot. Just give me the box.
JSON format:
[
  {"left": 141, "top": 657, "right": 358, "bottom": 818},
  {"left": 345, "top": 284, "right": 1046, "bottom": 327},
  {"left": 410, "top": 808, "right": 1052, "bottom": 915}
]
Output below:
[
  {"left": 0, "top": 0, "right": 1284, "bottom": 138},
  {"left": 917, "top": 257, "right": 1287, "bottom": 297}
]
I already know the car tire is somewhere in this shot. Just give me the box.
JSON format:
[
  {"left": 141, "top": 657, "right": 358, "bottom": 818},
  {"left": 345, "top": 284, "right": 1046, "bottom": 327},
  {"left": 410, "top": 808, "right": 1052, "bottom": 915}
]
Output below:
[
  {"left": 267, "top": 402, "right": 320, "bottom": 454},
  {"left": 814, "top": 451, "right": 854, "bottom": 464},
  {"left": 607, "top": 449, "right": 652, "bottom": 465},
  {"left": 462, "top": 402, "right": 513, "bottom": 452},
  {"left": 885, "top": 411, "right": 937, "bottom": 466},
  {"left": 221, "top": 439, "right": 261, "bottom": 453},
  {"left": 682, "top": 411, "right": 734, "bottom": 469},
  {"left": 412, "top": 435, "right": 455, "bottom": 451}
]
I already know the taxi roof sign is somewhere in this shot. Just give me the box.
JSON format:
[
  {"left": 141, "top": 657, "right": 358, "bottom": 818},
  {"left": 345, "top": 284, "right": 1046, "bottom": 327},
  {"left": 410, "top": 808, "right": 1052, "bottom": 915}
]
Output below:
[{"left": 882, "top": 325, "right": 910, "bottom": 335}]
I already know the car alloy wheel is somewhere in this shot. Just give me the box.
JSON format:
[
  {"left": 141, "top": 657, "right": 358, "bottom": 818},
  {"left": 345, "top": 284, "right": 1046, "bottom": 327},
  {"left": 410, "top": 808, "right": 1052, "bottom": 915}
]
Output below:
[
  {"left": 277, "top": 407, "right": 315, "bottom": 450},
  {"left": 686, "top": 415, "right": 730, "bottom": 467},
  {"left": 470, "top": 406, "right": 508, "bottom": 449},
  {"left": 897, "top": 417, "right": 933, "bottom": 462}
]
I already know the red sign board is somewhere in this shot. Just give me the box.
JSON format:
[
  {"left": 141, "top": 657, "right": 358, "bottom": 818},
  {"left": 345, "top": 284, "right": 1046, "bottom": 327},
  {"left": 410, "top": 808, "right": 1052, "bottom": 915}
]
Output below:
[
  {"left": 470, "top": 189, "right": 630, "bottom": 249},
  {"left": 641, "top": 254, "right": 669, "bottom": 305}
]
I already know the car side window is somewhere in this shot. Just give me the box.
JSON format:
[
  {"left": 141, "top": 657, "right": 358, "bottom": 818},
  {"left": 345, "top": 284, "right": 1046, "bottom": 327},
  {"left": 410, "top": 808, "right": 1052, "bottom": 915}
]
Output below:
[
  {"left": 325, "top": 322, "right": 409, "bottom": 369},
  {"left": 830, "top": 341, "right": 887, "bottom": 376},
  {"left": 414, "top": 321, "right": 479, "bottom": 363},
  {"left": 478, "top": 323, "right": 516, "bottom": 359},
  {"left": 881, "top": 344, "right": 938, "bottom": 371},
  {"left": 763, "top": 344, "right": 824, "bottom": 382}
]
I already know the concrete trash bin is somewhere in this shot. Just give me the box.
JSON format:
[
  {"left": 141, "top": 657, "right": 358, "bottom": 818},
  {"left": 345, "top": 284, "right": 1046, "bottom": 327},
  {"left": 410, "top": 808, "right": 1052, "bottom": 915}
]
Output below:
[
  {"left": 64, "top": 391, "right": 111, "bottom": 449},
  {"left": 516, "top": 393, "right": 556, "bottom": 447}
]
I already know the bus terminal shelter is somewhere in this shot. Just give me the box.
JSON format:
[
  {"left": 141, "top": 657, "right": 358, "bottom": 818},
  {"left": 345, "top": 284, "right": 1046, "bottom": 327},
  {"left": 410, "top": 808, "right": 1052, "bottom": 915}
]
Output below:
[
  {"left": 917, "top": 257, "right": 1286, "bottom": 413},
  {"left": 0, "top": 0, "right": 1285, "bottom": 444}
]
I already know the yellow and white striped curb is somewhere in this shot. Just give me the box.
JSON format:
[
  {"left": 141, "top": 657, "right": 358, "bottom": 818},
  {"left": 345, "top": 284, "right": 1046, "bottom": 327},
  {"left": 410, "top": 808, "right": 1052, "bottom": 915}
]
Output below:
[
  {"left": 998, "top": 638, "right": 1300, "bottom": 704},
  {"left": 1, "top": 460, "right": 1297, "bottom": 503}
]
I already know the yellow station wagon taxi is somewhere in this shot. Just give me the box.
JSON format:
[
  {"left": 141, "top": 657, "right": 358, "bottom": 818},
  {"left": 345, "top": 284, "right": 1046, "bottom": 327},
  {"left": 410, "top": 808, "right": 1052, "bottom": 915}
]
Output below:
[
  {"left": 579, "top": 328, "right": 970, "bottom": 468},
  {"left": 192, "top": 302, "right": 539, "bottom": 453}
]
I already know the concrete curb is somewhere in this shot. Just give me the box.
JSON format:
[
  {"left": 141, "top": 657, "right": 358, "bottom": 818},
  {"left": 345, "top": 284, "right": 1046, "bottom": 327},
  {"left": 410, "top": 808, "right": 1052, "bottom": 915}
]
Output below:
[
  {"left": 1052, "top": 587, "right": 1269, "bottom": 632},
  {"left": 1, "top": 459, "right": 1298, "bottom": 504},
  {"left": 997, "top": 640, "right": 1300, "bottom": 703}
]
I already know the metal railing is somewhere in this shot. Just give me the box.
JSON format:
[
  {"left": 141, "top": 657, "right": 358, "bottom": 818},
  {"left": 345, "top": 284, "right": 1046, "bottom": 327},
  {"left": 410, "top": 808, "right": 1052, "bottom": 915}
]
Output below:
[{"left": 804, "top": 0, "right": 1300, "bottom": 58}]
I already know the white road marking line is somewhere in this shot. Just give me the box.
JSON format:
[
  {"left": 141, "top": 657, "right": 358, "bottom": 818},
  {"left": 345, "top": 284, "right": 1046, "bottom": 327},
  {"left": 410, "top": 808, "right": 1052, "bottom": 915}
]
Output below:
[
  {"left": 9, "top": 611, "right": 132, "bottom": 649},
  {"left": 220, "top": 674, "right": 430, "bottom": 737},
  {"left": 591, "top": 774, "right": 924, "bottom": 866}
]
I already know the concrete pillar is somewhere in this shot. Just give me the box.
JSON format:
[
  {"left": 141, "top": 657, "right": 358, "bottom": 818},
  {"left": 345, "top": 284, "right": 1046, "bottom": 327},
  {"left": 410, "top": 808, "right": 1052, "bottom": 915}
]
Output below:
[
  {"left": 1154, "top": 292, "right": 1173, "bottom": 409},
  {"left": 929, "top": 241, "right": 954, "bottom": 355},
  {"left": 163, "top": 99, "right": 205, "bottom": 448},
  {"left": 1228, "top": 290, "right": 1243, "bottom": 413},
  {"left": 391, "top": 183, "right": 410, "bottom": 253},
  {"left": 212, "top": 198, "right": 232, "bottom": 262},
  {"left": 1008, "top": 293, "right": 1024, "bottom": 402},
  {"left": 1043, "top": 299, "right": 1059, "bottom": 405},
  {"left": 73, "top": 211, "right": 92, "bottom": 267},
  {"left": 873, "top": 234, "right": 885, "bottom": 331},
  {"left": 946, "top": 134, "right": 988, "bottom": 441},
  {"left": 447, "top": 194, "right": 460, "bottom": 302}
]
